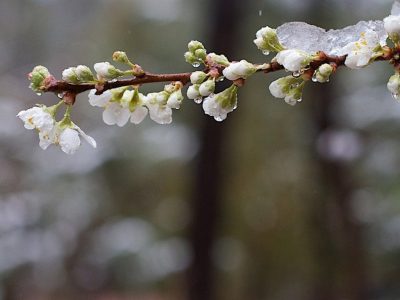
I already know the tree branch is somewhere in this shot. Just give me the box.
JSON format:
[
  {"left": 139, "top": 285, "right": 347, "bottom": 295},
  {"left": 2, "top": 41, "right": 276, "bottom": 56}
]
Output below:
[{"left": 40, "top": 52, "right": 355, "bottom": 101}]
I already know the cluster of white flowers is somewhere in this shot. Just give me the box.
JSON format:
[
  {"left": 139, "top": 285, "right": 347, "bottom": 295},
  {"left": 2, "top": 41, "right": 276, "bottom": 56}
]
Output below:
[
  {"left": 256, "top": 1, "right": 400, "bottom": 105},
  {"left": 88, "top": 82, "right": 184, "bottom": 126},
  {"left": 185, "top": 50, "right": 257, "bottom": 120},
  {"left": 187, "top": 71, "right": 216, "bottom": 103},
  {"left": 17, "top": 104, "right": 96, "bottom": 154},
  {"left": 62, "top": 65, "right": 94, "bottom": 83},
  {"left": 19, "top": 1, "right": 400, "bottom": 154}
]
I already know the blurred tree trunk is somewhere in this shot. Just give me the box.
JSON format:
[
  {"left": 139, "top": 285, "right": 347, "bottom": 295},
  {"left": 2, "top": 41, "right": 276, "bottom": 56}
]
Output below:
[
  {"left": 308, "top": 3, "right": 368, "bottom": 299},
  {"left": 308, "top": 2, "right": 368, "bottom": 300},
  {"left": 310, "top": 85, "right": 369, "bottom": 300},
  {"left": 310, "top": 83, "right": 368, "bottom": 300},
  {"left": 186, "top": 1, "right": 240, "bottom": 300}
]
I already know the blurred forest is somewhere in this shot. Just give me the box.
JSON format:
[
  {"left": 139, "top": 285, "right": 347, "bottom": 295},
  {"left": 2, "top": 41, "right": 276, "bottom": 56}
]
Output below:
[{"left": 1, "top": 0, "right": 400, "bottom": 299}]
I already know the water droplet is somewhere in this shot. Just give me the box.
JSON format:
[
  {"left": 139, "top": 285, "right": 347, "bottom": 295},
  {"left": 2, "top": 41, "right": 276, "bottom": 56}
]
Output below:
[
  {"left": 36, "top": 92, "right": 42, "bottom": 96},
  {"left": 312, "top": 72, "right": 318, "bottom": 82},
  {"left": 194, "top": 97, "right": 203, "bottom": 104},
  {"left": 262, "top": 50, "right": 270, "bottom": 56},
  {"left": 297, "top": 98, "right": 303, "bottom": 103},
  {"left": 192, "top": 62, "right": 201, "bottom": 68},
  {"left": 292, "top": 71, "right": 301, "bottom": 78},
  {"left": 216, "top": 76, "right": 225, "bottom": 82},
  {"left": 57, "top": 93, "right": 64, "bottom": 99}
]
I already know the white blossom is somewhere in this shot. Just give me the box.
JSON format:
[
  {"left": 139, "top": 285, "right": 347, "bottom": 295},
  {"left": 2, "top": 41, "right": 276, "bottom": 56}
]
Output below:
[
  {"left": 384, "top": 15, "right": 400, "bottom": 38},
  {"left": 59, "top": 127, "right": 81, "bottom": 155},
  {"left": 254, "top": 26, "right": 285, "bottom": 54},
  {"left": 75, "top": 65, "right": 94, "bottom": 81},
  {"left": 187, "top": 85, "right": 201, "bottom": 99},
  {"left": 38, "top": 129, "right": 55, "bottom": 150},
  {"left": 88, "top": 89, "right": 148, "bottom": 126},
  {"left": 314, "top": 63, "right": 334, "bottom": 83},
  {"left": 146, "top": 92, "right": 173, "bottom": 124},
  {"left": 94, "top": 62, "right": 123, "bottom": 80},
  {"left": 190, "top": 71, "right": 207, "bottom": 84},
  {"left": 268, "top": 76, "right": 304, "bottom": 106},
  {"left": 146, "top": 104, "right": 173, "bottom": 124},
  {"left": 54, "top": 124, "right": 96, "bottom": 155},
  {"left": 88, "top": 90, "right": 113, "bottom": 107},
  {"left": 202, "top": 85, "right": 238, "bottom": 122},
  {"left": 275, "top": 49, "right": 312, "bottom": 72},
  {"left": 130, "top": 106, "right": 148, "bottom": 124},
  {"left": 387, "top": 74, "right": 400, "bottom": 99},
  {"left": 339, "top": 30, "right": 380, "bottom": 69},
  {"left": 222, "top": 60, "right": 257, "bottom": 81},
  {"left": 284, "top": 94, "right": 299, "bottom": 106},
  {"left": 167, "top": 90, "right": 184, "bottom": 109},
  {"left": 17, "top": 106, "right": 54, "bottom": 132},
  {"left": 269, "top": 79, "right": 286, "bottom": 98},
  {"left": 94, "top": 62, "right": 112, "bottom": 78},
  {"left": 62, "top": 67, "right": 77, "bottom": 83},
  {"left": 18, "top": 107, "right": 96, "bottom": 154},
  {"left": 199, "top": 79, "right": 215, "bottom": 96},
  {"left": 102, "top": 102, "right": 131, "bottom": 127}
]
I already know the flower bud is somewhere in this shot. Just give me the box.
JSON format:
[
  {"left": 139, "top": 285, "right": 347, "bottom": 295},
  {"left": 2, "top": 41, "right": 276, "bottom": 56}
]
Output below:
[
  {"left": 284, "top": 87, "right": 303, "bottom": 106},
  {"left": 75, "top": 65, "right": 95, "bottom": 82},
  {"left": 268, "top": 76, "right": 305, "bottom": 106},
  {"left": 185, "top": 52, "right": 198, "bottom": 65},
  {"left": 188, "top": 41, "right": 205, "bottom": 53},
  {"left": 269, "top": 78, "right": 287, "bottom": 98},
  {"left": 254, "top": 26, "right": 285, "bottom": 54},
  {"left": 29, "top": 66, "right": 51, "bottom": 92},
  {"left": 62, "top": 67, "right": 79, "bottom": 83},
  {"left": 387, "top": 73, "right": 400, "bottom": 99},
  {"left": 190, "top": 71, "right": 208, "bottom": 84},
  {"left": 202, "top": 85, "right": 238, "bottom": 122},
  {"left": 384, "top": 15, "right": 400, "bottom": 43},
  {"left": 113, "top": 51, "right": 130, "bottom": 64},
  {"left": 187, "top": 84, "right": 200, "bottom": 99},
  {"left": 195, "top": 49, "right": 207, "bottom": 61},
  {"left": 314, "top": 63, "right": 333, "bottom": 83},
  {"left": 167, "top": 90, "right": 184, "bottom": 109},
  {"left": 207, "top": 53, "right": 230, "bottom": 67},
  {"left": 222, "top": 60, "right": 257, "bottom": 81},
  {"left": 275, "top": 49, "right": 312, "bottom": 72},
  {"left": 94, "top": 62, "right": 124, "bottom": 80},
  {"left": 199, "top": 79, "right": 215, "bottom": 96}
]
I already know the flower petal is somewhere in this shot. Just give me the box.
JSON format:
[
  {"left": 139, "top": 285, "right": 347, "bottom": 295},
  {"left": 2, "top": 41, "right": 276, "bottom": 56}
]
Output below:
[
  {"left": 74, "top": 125, "right": 97, "bottom": 148},
  {"left": 130, "top": 106, "right": 148, "bottom": 124},
  {"left": 59, "top": 128, "right": 81, "bottom": 155},
  {"left": 88, "top": 90, "right": 112, "bottom": 107},
  {"left": 102, "top": 102, "right": 130, "bottom": 127}
]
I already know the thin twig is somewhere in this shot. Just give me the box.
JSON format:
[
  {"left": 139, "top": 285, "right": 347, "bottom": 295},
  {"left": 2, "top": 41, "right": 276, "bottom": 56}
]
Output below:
[{"left": 41, "top": 51, "right": 391, "bottom": 102}]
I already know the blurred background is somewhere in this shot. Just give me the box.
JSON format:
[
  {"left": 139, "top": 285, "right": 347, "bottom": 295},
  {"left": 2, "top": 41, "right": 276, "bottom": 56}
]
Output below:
[{"left": 1, "top": 0, "right": 400, "bottom": 299}]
